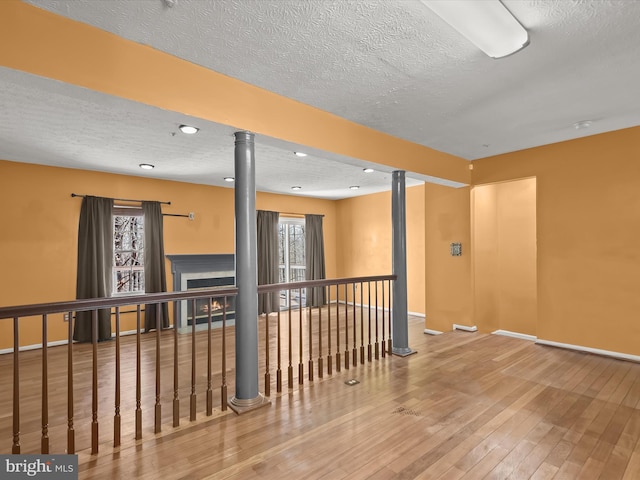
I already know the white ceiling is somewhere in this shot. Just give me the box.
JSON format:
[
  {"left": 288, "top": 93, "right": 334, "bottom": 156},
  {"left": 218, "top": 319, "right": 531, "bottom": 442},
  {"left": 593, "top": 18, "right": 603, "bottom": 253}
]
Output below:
[{"left": 2, "top": 0, "right": 640, "bottom": 199}]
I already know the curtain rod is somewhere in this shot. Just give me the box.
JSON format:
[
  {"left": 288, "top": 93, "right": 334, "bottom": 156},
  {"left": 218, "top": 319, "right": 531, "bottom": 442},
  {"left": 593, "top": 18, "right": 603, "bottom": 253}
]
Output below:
[
  {"left": 71, "top": 193, "right": 171, "bottom": 205},
  {"left": 279, "top": 212, "right": 324, "bottom": 218}
]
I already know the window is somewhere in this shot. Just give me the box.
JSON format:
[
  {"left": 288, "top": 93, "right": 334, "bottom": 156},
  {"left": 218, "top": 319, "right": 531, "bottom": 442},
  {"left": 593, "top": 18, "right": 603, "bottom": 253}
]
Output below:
[
  {"left": 278, "top": 217, "right": 305, "bottom": 308},
  {"left": 113, "top": 208, "right": 145, "bottom": 294}
]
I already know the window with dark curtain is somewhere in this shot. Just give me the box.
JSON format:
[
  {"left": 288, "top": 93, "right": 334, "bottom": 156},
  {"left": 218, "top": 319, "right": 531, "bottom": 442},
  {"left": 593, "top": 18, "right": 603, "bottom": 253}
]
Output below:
[
  {"left": 305, "top": 214, "right": 326, "bottom": 307},
  {"left": 74, "top": 196, "right": 114, "bottom": 342},
  {"left": 257, "top": 210, "right": 280, "bottom": 314},
  {"left": 142, "top": 201, "right": 169, "bottom": 331}
]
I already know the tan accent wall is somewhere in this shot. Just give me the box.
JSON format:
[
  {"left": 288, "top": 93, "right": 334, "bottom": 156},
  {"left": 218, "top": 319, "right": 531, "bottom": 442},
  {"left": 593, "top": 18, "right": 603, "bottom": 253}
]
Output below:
[
  {"left": 472, "top": 178, "right": 537, "bottom": 336},
  {"left": 472, "top": 126, "right": 640, "bottom": 355}
]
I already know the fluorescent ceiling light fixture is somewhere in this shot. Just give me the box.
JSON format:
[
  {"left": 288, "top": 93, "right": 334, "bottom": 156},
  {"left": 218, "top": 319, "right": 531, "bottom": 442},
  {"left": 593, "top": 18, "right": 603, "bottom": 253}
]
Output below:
[
  {"left": 224, "top": 177, "right": 235, "bottom": 182},
  {"left": 363, "top": 168, "right": 374, "bottom": 173},
  {"left": 349, "top": 185, "right": 360, "bottom": 190},
  {"left": 291, "top": 186, "right": 302, "bottom": 191},
  {"left": 139, "top": 163, "right": 154, "bottom": 170},
  {"left": 421, "top": 0, "right": 529, "bottom": 58},
  {"left": 179, "top": 124, "right": 199, "bottom": 134},
  {"left": 294, "top": 151, "right": 307, "bottom": 157}
]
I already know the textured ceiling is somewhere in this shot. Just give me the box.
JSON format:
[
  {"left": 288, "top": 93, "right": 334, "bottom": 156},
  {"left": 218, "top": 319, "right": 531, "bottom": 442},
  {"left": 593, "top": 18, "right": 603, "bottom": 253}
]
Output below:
[
  {"left": 0, "top": 66, "right": 427, "bottom": 199},
  {"left": 3, "top": 0, "right": 640, "bottom": 198}
]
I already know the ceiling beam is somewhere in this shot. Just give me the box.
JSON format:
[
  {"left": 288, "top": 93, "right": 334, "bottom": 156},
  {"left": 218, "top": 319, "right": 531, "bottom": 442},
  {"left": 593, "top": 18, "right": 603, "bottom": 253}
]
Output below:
[{"left": 0, "top": 0, "right": 470, "bottom": 185}]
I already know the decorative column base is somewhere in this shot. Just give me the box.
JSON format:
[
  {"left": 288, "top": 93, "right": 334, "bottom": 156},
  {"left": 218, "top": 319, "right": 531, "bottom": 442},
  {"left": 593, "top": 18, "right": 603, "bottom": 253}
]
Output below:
[
  {"left": 228, "top": 394, "right": 271, "bottom": 415},
  {"left": 392, "top": 347, "right": 417, "bottom": 357}
]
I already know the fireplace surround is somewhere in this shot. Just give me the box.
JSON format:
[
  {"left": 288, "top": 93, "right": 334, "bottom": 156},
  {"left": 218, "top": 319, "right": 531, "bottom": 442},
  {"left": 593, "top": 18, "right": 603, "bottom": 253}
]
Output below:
[{"left": 167, "top": 254, "right": 235, "bottom": 332}]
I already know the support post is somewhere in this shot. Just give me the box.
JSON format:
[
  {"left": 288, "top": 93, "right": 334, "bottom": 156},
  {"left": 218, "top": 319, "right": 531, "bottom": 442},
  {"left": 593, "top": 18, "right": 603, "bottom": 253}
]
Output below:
[
  {"left": 391, "top": 171, "right": 416, "bottom": 356},
  {"left": 229, "top": 131, "right": 270, "bottom": 414}
]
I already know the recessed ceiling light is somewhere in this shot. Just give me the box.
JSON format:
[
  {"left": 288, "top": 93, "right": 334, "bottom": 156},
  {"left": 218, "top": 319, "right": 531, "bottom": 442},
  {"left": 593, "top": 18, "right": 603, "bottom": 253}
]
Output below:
[
  {"left": 291, "top": 186, "right": 302, "bottom": 191},
  {"left": 179, "top": 124, "right": 199, "bottom": 134},
  {"left": 294, "top": 151, "right": 307, "bottom": 157},
  {"left": 573, "top": 120, "right": 593, "bottom": 130},
  {"left": 139, "top": 163, "right": 154, "bottom": 170},
  {"left": 363, "top": 168, "right": 374, "bottom": 173},
  {"left": 349, "top": 185, "right": 360, "bottom": 190},
  {"left": 224, "top": 177, "right": 234, "bottom": 182}
]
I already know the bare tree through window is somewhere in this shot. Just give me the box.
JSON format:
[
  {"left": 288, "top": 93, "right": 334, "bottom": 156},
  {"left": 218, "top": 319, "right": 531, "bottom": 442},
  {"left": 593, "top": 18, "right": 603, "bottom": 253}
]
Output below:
[
  {"left": 278, "top": 218, "right": 305, "bottom": 308},
  {"left": 113, "top": 212, "right": 145, "bottom": 294}
]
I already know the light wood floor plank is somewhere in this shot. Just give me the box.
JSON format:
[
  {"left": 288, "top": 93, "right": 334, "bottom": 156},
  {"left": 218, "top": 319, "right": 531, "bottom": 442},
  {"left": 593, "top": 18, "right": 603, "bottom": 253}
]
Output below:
[
  {"left": 2, "top": 315, "right": 640, "bottom": 479},
  {"left": 528, "top": 461, "right": 558, "bottom": 480}
]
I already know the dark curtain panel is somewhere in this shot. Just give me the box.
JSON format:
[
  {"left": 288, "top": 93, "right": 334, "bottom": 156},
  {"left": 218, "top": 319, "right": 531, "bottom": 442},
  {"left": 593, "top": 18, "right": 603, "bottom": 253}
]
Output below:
[
  {"left": 74, "top": 196, "right": 114, "bottom": 342},
  {"left": 142, "top": 201, "right": 169, "bottom": 331},
  {"left": 305, "top": 214, "right": 326, "bottom": 307},
  {"left": 257, "top": 210, "right": 280, "bottom": 314}
]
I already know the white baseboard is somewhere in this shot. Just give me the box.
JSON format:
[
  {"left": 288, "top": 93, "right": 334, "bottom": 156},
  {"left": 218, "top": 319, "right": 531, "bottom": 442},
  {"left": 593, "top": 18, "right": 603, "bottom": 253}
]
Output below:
[
  {"left": 423, "top": 328, "right": 443, "bottom": 336},
  {"left": 300, "top": 300, "right": 431, "bottom": 318},
  {"left": 453, "top": 324, "right": 478, "bottom": 332},
  {"left": 0, "top": 339, "right": 68, "bottom": 355},
  {"left": 342, "top": 301, "right": 391, "bottom": 313},
  {"left": 492, "top": 329, "right": 537, "bottom": 342},
  {"left": 536, "top": 338, "right": 640, "bottom": 363},
  {"left": 0, "top": 329, "right": 139, "bottom": 355},
  {"left": 351, "top": 303, "right": 425, "bottom": 318}
]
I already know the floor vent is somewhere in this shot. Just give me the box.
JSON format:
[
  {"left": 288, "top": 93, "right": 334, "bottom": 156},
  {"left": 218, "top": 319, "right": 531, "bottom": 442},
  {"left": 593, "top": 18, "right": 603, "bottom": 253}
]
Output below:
[{"left": 392, "top": 406, "right": 422, "bottom": 417}]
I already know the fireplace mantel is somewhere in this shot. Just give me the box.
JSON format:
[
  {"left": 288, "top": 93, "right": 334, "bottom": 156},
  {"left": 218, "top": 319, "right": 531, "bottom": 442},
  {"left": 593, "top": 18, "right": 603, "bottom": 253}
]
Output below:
[{"left": 166, "top": 254, "right": 235, "bottom": 292}]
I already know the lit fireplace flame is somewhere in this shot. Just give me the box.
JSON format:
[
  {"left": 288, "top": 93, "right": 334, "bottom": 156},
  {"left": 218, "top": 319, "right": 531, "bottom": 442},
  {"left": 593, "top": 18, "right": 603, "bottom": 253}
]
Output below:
[{"left": 200, "top": 299, "right": 230, "bottom": 313}]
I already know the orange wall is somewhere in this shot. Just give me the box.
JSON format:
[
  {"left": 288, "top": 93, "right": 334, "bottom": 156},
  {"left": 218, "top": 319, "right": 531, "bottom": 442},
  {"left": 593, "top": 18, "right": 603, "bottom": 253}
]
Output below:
[
  {"left": 472, "top": 178, "right": 537, "bottom": 336},
  {"left": 335, "top": 185, "right": 425, "bottom": 315},
  {"left": 472, "top": 127, "right": 640, "bottom": 356},
  {"left": 407, "top": 185, "right": 426, "bottom": 315},
  {"left": 0, "top": 160, "right": 337, "bottom": 349},
  {"left": 424, "top": 184, "right": 472, "bottom": 332}
]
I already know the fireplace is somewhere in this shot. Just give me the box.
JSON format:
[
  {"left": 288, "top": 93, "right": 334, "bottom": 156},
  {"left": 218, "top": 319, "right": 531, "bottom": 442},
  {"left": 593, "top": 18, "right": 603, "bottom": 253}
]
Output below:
[{"left": 167, "top": 254, "right": 235, "bottom": 333}]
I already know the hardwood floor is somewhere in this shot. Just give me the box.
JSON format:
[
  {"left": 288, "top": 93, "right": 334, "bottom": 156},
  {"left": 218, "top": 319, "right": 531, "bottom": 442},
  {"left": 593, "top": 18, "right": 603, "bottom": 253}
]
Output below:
[{"left": 2, "top": 315, "right": 640, "bottom": 479}]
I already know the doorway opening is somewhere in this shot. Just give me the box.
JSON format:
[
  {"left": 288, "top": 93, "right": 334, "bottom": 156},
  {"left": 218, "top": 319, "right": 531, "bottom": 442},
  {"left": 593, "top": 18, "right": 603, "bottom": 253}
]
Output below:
[{"left": 472, "top": 177, "right": 537, "bottom": 337}]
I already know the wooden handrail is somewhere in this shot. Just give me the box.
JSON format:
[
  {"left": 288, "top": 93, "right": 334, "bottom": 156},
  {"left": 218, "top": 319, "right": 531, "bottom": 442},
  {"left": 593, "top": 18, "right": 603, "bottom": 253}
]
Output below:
[
  {"left": 0, "top": 287, "right": 238, "bottom": 319},
  {"left": 0, "top": 274, "right": 396, "bottom": 319},
  {"left": 257, "top": 274, "right": 396, "bottom": 294}
]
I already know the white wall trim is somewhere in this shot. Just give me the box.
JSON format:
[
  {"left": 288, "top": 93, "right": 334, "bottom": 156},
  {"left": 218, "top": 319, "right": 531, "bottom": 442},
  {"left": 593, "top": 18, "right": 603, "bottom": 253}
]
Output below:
[
  {"left": 0, "top": 339, "right": 68, "bottom": 354},
  {"left": 424, "top": 328, "right": 443, "bottom": 336},
  {"left": 341, "top": 301, "right": 425, "bottom": 318},
  {"left": 453, "top": 324, "right": 478, "bottom": 332},
  {"left": 342, "top": 301, "right": 389, "bottom": 313},
  {"left": 0, "top": 329, "right": 139, "bottom": 355},
  {"left": 492, "top": 329, "right": 537, "bottom": 342},
  {"left": 536, "top": 339, "right": 640, "bottom": 363}
]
